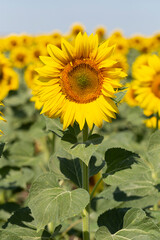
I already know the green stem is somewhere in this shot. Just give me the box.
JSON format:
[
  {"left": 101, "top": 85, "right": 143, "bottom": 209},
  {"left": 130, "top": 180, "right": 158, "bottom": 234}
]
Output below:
[
  {"left": 156, "top": 112, "right": 159, "bottom": 131},
  {"left": 82, "top": 123, "right": 90, "bottom": 240},
  {"left": 90, "top": 177, "right": 103, "bottom": 200}
]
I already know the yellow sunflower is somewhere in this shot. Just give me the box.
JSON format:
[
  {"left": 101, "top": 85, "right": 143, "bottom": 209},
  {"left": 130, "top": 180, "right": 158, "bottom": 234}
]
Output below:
[
  {"left": 94, "top": 26, "right": 107, "bottom": 42},
  {"left": 5, "top": 34, "right": 21, "bottom": 51},
  {"left": 33, "top": 33, "right": 126, "bottom": 130},
  {"left": 134, "top": 54, "right": 160, "bottom": 115},
  {"left": 109, "top": 36, "right": 129, "bottom": 55},
  {"left": 30, "top": 44, "right": 47, "bottom": 63},
  {"left": 70, "top": 23, "right": 85, "bottom": 36},
  {"left": 10, "top": 47, "right": 30, "bottom": 68},
  {"left": 129, "top": 35, "right": 145, "bottom": 51}
]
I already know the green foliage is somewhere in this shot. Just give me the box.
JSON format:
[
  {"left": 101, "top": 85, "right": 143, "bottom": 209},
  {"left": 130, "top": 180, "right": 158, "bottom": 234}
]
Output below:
[
  {"left": 28, "top": 173, "right": 90, "bottom": 231},
  {"left": 104, "top": 147, "right": 138, "bottom": 176},
  {"left": 0, "top": 207, "right": 52, "bottom": 240},
  {"left": 95, "top": 208, "right": 160, "bottom": 240},
  {"left": 61, "top": 133, "right": 103, "bottom": 166},
  {"left": 1, "top": 66, "right": 160, "bottom": 239},
  {"left": 0, "top": 143, "right": 5, "bottom": 158},
  {"left": 44, "top": 115, "right": 64, "bottom": 137}
]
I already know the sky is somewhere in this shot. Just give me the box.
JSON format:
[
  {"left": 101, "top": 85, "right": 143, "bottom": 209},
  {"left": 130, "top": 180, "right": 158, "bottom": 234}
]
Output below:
[{"left": 0, "top": 0, "right": 160, "bottom": 37}]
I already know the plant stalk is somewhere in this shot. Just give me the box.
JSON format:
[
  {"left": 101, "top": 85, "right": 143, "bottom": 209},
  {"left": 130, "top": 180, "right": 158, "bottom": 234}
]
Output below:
[{"left": 82, "top": 123, "right": 90, "bottom": 240}]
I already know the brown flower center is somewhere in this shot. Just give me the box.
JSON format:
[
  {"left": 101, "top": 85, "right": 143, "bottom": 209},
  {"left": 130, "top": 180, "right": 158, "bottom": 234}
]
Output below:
[
  {"left": 17, "top": 54, "right": 25, "bottom": 62},
  {"left": 61, "top": 59, "right": 103, "bottom": 103}
]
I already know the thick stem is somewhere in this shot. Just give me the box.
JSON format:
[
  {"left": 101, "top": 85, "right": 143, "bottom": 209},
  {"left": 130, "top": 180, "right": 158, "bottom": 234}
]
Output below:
[{"left": 82, "top": 123, "right": 90, "bottom": 240}]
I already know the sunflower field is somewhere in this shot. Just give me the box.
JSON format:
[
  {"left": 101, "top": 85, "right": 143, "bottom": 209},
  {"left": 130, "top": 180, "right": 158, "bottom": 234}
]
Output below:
[{"left": 1, "top": 23, "right": 160, "bottom": 240}]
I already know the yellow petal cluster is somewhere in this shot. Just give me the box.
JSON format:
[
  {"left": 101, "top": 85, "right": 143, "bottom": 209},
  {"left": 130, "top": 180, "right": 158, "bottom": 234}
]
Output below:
[
  {"left": 0, "top": 53, "right": 19, "bottom": 101},
  {"left": 134, "top": 54, "right": 160, "bottom": 115},
  {"left": 33, "top": 33, "right": 126, "bottom": 130}
]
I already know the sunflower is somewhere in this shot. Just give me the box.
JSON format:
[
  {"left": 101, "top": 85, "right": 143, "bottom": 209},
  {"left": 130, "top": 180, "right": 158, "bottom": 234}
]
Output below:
[
  {"left": 134, "top": 54, "right": 160, "bottom": 115},
  {"left": 10, "top": 47, "right": 30, "bottom": 68},
  {"left": 0, "top": 102, "right": 6, "bottom": 136},
  {"left": 70, "top": 23, "right": 85, "bottom": 36},
  {"left": 30, "top": 44, "right": 47, "bottom": 62},
  {"left": 94, "top": 26, "right": 107, "bottom": 42},
  {"left": 5, "top": 34, "right": 21, "bottom": 51},
  {"left": 129, "top": 35, "right": 145, "bottom": 51},
  {"left": 109, "top": 36, "right": 129, "bottom": 55},
  {"left": 33, "top": 33, "right": 126, "bottom": 130}
]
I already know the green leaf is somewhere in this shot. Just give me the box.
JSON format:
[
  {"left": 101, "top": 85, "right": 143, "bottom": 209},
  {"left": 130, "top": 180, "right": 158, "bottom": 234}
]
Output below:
[
  {"left": 49, "top": 148, "right": 82, "bottom": 187},
  {"left": 49, "top": 147, "right": 104, "bottom": 187},
  {"left": 61, "top": 134, "right": 103, "bottom": 166},
  {"left": 104, "top": 148, "right": 138, "bottom": 176},
  {"left": 0, "top": 143, "right": 5, "bottom": 157},
  {"left": 114, "top": 90, "right": 127, "bottom": 104},
  {"left": 100, "top": 132, "right": 160, "bottom": 209},
  {"left": 0, "top": 167, "right": 33, "bottom": 188},
  {"left": 1, "top": 207, "right": 51, "bottom": 240},
  {"left": 95, "top": 208, "right": 160, "bottom": 240},
  {"left": 98, "top": 208, "right": 126, "bottom": 234},
  {"left": 43, "top": 115, "right": 63, "bottom": 137},
  {"left": 4, "top": 91, "right": 29, "bottom": 107},
  {"left": 28, "top": 173, "right": 90, "bottom": 231},
  {"left": 93, "top": 133, "right": 160, "bottom": 212}
]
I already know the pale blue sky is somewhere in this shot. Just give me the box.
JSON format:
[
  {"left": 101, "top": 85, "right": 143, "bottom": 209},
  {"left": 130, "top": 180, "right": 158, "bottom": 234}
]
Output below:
[{"left": 0, "top": 0, "right": 160, "bottom": 37}]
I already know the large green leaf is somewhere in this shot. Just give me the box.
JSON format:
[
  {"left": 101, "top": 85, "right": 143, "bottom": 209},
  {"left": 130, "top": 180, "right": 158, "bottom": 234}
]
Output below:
[
  {"left": 93, "top": 132, "right": 160, "bottom": 212},
  {"left": 49, "top": 146, "right": 104, "bottom": 187},
  {"left": 95, "top": 208, "right": 160, "bottom": 240},
  {"left": 61, "top": 133, "right": 103, "bottom": 166},
  {"left": 104, "top": 147, "right": 138, "bottom": 176},
  {"left": 28, "top": 173, "right": 89, "bottom": 231}
]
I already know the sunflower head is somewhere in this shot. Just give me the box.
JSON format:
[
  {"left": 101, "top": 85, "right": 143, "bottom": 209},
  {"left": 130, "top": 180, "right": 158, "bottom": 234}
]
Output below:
[
  {"left": 11, "top": 47, "right": 30, "bottom": 68},
  {"left": 70, "top": 23, "right": 85, "bottom": 36},
  {"left": 134, "top": 54, "right": 160, "bottom": 115},
  {"left": 33, "top": 32, "right": 127, "bottom": 130},
  {"left": 94, "top": 26, "right": 107, "bottom": 42}
]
